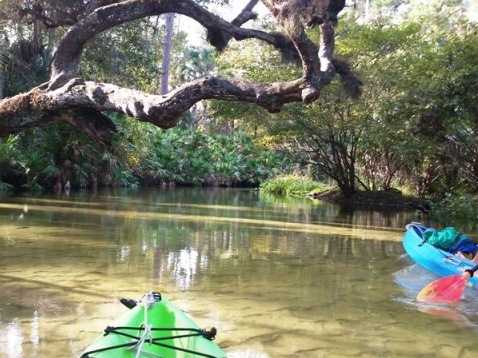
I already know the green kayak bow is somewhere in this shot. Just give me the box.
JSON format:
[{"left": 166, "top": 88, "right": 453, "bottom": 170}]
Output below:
[{"left": 80, "top": 292, "right": 226, "bottom": 358}]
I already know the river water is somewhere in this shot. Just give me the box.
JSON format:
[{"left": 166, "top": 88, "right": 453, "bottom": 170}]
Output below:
[{"left": 0, "top": 187, "right": 477, "bottom": 357}]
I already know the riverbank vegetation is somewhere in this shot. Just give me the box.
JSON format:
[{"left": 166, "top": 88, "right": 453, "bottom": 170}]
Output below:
[
  {"left": 1, "top": 1, "right": 478, "bottom": 218},
  {"left": 259, "top": 175, "right": 328, "bottom": 197},
  {"left": 0, "top": 125, "right": 286, "bottom": 192}
]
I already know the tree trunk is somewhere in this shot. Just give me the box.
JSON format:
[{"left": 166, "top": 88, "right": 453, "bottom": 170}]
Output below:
[
  {"left": 161, "top": 13, "right": 175, "bottom": 95},
  {"left": 0, "top": 72, "right": 4, "bottom": 100}
]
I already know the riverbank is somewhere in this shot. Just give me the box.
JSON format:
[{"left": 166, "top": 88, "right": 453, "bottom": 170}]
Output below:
[{"left": 310, "top": 189, "right": 431, "bottom": 212}]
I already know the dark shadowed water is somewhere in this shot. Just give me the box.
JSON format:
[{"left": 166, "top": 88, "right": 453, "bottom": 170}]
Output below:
[{"left": 1, "top": 187, "right": 477, "bottom": 357}]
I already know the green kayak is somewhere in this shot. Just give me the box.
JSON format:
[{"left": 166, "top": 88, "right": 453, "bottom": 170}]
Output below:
[{"left": 80, "top": 292, "right": 226, "bottom": 358}]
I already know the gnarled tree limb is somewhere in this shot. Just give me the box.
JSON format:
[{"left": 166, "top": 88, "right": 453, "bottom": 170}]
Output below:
[{"left": 0, "top": 0, "right": 357, "bottom": 145}]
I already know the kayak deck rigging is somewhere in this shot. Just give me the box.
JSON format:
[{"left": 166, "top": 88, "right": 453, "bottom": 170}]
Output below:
[
  {"left": 80, "top": 291, "right": 226, "bottom": 358},
  {"left": 80, "top": 326, "right": 219, "bottom": 358}
]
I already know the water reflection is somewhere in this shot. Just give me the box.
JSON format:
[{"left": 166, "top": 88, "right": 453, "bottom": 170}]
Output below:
[
  {"left": 167, "top": 248, "right": 203, "bottom": 289},
  {"left": 0, "top": 188, "right": 476, "bottom": 357}
]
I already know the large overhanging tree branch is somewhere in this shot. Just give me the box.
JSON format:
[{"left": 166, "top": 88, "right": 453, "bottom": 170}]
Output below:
[{"left": 0, "top": 0, "right": 360, "bottom": 145}]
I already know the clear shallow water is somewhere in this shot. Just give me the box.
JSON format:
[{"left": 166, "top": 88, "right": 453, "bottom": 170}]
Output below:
[{"left": 0, "top": 187, "right": 477, "bottom": 357}]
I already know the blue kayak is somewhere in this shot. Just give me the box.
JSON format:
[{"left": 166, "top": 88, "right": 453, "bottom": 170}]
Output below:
[{"left": 403, "top": 222, "right": 478, "bottom": 289}]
